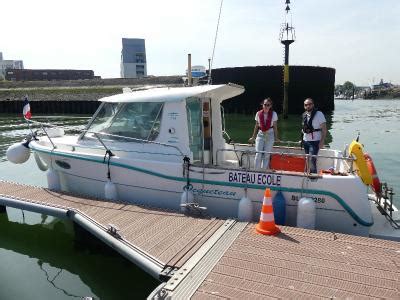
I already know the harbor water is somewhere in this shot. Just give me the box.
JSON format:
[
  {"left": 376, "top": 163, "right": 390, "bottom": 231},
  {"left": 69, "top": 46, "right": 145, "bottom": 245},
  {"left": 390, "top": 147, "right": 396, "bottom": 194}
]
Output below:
[{"left": 0, "top": 99, "right": 399, "bottom": 299}]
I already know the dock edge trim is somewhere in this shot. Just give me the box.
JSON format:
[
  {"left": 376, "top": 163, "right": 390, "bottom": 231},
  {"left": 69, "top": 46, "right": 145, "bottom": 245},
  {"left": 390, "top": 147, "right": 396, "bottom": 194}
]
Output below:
[
  {"left": 150, "top": 221, "right": 247, "bottom": 299},
  {"left": 0, "top": 195, "right": 68, "bottom": 219}
]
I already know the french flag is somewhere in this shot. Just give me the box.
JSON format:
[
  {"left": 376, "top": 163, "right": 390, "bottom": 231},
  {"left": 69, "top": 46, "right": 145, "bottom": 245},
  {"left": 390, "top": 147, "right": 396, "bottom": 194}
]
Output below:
[{"left": 23, "top": 96, "right": 31, "bottom": 119}]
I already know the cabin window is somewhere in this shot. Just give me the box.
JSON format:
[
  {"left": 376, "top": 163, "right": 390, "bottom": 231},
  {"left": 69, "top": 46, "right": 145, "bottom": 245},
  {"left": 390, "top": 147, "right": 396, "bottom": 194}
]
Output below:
[
  {"left": 85, "top": 102, "right": 163, "bottom": 141},
  {"left": 86, "top": 102, "right": 121, "bottom": 134},
  {"left": 186, "top": 97, "right": 203, "bottom": 162}
]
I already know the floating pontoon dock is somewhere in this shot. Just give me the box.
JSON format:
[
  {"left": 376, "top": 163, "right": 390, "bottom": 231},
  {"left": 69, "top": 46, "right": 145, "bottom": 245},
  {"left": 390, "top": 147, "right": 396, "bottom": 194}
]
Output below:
[{"left": 0, "top": 181, "right": 399, "bottom": 299}]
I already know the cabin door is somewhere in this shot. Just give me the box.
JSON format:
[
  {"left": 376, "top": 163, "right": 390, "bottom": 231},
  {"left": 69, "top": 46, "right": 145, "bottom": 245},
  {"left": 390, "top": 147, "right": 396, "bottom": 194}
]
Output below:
[
  {"left": 186, "top": 97, "right": 203, "bottom": 163},
  {"left": 186, "top": 97, "right": 212, "bottom": 165}
]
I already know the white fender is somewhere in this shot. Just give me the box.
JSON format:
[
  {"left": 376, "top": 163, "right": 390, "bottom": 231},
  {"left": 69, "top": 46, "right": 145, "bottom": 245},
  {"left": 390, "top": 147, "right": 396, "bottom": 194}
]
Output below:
[
  {"left": 237, "top": 196, "right": 253, "bottom": 222},
  {"left": 180, "top": 188, "right": 194, "bottom": 212},
  {"left": 34, "top": 152, "right": 48, "bottom": 171},
  {"left": 47, "top": 168, "right": 61, "bottom": 191},
  {"left": 104, "top": 179, "right": 118, "bottom": 201},
  {"left": 6, "top": 142, "right": 30, "bottom": 164},
  {"left": 297, "top": 197, "right": 316, "bottom": 230}
]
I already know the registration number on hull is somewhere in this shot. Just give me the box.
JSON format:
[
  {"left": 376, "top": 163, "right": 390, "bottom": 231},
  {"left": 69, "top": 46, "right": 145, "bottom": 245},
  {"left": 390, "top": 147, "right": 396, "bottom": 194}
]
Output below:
[{"left": 291, "top": 194, "right": 326, "bottom": 204}]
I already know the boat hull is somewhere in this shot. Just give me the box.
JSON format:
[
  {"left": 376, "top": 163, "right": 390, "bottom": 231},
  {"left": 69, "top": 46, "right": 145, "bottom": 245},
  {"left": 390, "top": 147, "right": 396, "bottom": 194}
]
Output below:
[{"left": 32, "top": 146, "right": 373, "bottom": 237}]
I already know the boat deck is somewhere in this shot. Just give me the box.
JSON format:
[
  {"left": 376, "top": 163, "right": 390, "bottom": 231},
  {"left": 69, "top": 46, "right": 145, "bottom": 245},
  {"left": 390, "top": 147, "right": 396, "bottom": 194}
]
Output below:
[{"left": 1, "top": 180, "right": 399, "bottom": 299}]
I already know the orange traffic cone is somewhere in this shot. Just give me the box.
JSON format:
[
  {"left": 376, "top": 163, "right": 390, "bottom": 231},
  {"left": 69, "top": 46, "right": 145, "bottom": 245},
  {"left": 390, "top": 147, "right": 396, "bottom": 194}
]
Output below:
[{"left": 255, "top": 188, "right": 281, "bottom": 235}]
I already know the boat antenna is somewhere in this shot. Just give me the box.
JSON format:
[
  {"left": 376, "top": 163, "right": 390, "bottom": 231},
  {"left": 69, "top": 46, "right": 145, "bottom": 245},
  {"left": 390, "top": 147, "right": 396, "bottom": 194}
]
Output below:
[{"left": 208, "top": 0, "right": 224, "bottom": 85}]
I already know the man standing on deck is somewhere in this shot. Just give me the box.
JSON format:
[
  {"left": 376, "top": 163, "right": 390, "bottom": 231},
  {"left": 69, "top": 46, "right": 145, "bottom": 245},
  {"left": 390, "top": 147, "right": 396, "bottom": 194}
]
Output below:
[{"left": 302, "top": 98, "right": 327, "bottom": 173}]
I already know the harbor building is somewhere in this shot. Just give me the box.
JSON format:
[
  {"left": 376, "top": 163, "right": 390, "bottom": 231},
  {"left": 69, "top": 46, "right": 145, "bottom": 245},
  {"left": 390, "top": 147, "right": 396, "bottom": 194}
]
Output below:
[
  {"left": 0, "top": 52, "right": 24, "bottom": 79},
  {"left": 5, "top": 69, "right": 94, "bottom": 81},
  {"left": 372, "top": 79, "right": 394, "bottom": 91},
  {"left": 120, "top": 38, "right": 147, "bottom": 78}
]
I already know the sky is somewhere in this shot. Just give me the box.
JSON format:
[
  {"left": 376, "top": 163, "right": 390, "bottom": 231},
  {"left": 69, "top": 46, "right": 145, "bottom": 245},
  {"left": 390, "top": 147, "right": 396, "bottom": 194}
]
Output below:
[{"left": 1, "top": 0, "right": 399, "bottom": 86}]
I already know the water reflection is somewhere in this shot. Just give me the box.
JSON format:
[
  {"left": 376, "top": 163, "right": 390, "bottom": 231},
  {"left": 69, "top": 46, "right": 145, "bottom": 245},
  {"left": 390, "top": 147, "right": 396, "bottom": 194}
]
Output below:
[{"left": 0, "top": 209, "right": 158, "bottom": 299}]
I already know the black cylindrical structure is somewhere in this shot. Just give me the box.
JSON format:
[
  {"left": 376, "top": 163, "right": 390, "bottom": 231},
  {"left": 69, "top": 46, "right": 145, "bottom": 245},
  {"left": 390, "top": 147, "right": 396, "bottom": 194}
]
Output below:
[{"left": 211, "top": 65, "right": 335, "bottom": 115}]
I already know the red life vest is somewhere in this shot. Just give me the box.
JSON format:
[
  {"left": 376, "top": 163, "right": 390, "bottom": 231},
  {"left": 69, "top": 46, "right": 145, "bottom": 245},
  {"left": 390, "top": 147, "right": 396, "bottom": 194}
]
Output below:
[{"left": 258, "top": 109, "right": 273, "bottom": 132}]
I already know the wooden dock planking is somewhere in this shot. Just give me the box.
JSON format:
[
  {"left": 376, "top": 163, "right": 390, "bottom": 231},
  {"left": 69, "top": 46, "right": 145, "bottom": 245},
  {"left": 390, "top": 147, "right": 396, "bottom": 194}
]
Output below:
[
  {"left": 0, "top": 181, "right": 222, "bottom": 269},
  {"left": 190, "top": 224, "right": 400, "bottom": 299},
  {"left": 164, "top": 218, "right": 223, "bottom": 268},
  {"left": 1, "top": 180, "right": 399, "bottom": 299}
]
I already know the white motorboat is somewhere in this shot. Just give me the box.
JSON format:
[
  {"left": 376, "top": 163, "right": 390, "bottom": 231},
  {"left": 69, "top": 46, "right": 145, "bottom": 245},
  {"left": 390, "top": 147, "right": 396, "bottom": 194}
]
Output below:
[{"left": 7, "top": 84, "right": 399, "bottom": 240}]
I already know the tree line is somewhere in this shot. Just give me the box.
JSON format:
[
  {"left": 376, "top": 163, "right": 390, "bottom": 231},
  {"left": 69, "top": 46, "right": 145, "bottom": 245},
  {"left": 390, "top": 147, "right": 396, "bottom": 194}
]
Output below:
[{"left": 334, "top": 81, "right": 362, "bottom": 99}]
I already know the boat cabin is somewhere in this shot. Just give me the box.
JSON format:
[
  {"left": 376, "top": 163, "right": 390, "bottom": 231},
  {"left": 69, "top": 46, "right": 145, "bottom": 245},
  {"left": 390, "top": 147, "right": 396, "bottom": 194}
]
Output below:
[
  {"left": 80, "top": 84, "right": 246, "bottom": 164},
  {"left": 79, "top": 83, "right": 342, "bottom": 173}
]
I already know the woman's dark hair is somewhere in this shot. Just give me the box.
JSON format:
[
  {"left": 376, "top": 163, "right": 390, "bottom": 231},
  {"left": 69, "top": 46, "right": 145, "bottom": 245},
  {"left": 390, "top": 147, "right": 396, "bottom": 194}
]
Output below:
[{"left": 260, "top": 97, "right": 273, "bottom": 106}]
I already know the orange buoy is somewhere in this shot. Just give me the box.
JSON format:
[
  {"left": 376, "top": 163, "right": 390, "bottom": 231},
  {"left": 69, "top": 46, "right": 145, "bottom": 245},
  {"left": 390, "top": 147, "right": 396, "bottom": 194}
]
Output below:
[
  {"left": 364, "top": 153, "right": 381, "bottom": 195},
  {"left": 255, "top": 188, "right": 280, "bottom": 236}
]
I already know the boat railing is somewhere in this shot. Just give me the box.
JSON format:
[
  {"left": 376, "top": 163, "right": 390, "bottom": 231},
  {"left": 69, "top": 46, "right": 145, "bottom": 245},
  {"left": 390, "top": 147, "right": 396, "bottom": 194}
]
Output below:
[
  {"left": 370, "top": 183, "right": 399, "bottom": 229},
  {"left": 86, "top": 131, "right": 185, "bottom": 158},
  {"left": 25, "top": 119, "right": 185, "bottom": 158},
  {"left": 25, "top": 118, "right": 60, "bottom": 149},
  {"left": 216, "top": 148, "right": 355, "bottom": 174},
  {"left": 228, "top": 140, "right": 308, "bottom": 148}
]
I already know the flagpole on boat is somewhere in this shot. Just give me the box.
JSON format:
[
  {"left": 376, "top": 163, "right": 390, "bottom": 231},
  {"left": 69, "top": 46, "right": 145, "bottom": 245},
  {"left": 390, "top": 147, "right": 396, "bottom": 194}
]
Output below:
[{"left": 22, "top": 95, "right": 35, "bottom": 137}]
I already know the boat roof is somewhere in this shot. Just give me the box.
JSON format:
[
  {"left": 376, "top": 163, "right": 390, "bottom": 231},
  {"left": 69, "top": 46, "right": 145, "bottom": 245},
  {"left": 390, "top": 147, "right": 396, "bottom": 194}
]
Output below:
[{"left": 99, "top": 83, "right": 245, "bottom": 103}]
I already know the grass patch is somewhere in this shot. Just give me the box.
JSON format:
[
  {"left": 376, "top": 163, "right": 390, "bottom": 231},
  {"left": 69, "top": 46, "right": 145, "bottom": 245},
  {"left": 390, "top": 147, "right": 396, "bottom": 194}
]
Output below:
[{"left": 0, "top": 87, "right": 122, "bottom": 94}]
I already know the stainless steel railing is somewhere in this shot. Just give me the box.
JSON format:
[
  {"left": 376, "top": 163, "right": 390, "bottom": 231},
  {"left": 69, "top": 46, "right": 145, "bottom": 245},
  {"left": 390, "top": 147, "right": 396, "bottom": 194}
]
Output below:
[
  {"left": 215, "top": 147, "right": 355, "bottom": 174},
  {"left": 25, "top": 119, "right": 185, "bottom": 158}
]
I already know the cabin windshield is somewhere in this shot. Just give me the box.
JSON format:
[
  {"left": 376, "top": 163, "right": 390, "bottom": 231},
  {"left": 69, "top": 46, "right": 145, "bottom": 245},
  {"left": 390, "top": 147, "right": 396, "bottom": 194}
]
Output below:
[{"left": 84, "top": 102, "right": 164, "bottom": 141}]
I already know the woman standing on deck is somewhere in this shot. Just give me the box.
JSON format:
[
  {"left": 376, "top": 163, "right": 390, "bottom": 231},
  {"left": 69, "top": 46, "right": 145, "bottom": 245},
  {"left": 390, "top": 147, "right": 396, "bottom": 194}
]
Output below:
[{"left": 248, "top": 98, "right": 280, "bottom": 169}]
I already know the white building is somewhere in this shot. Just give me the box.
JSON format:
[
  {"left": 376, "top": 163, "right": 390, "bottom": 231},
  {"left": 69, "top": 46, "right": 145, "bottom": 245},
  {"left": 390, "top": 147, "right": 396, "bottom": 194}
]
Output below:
[
  {"left": 0, "top": 52, "right": 24, "bottom": 79},
  {"left": 120, "top": 39, "right": 147, "bottom": 78}
]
